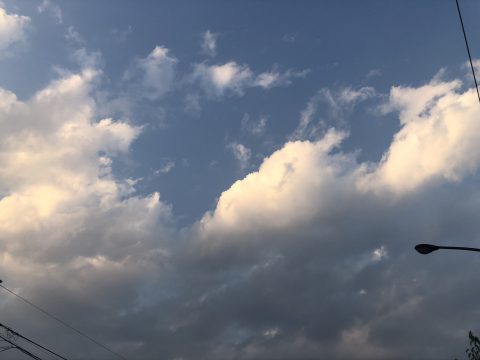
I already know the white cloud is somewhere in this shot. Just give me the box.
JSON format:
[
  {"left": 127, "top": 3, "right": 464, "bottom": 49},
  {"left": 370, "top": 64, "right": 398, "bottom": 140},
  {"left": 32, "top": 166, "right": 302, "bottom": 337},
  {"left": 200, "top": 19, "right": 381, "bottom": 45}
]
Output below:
[
  {"left": 192, "top": 61, "right": 253, "bottom": 97},
  {"left": 228, "top": 142, "right": 252, "bottom": 170},
  {"left": 290, "top": 91, "right": 325, "bottom": 141},
  {"left": 290, "top": 86, "right": 376, "bottom": 141},
  {"left": 371, "top": 245, "right": 388, "bottom": 261},
  {"left": 254, "top": 72, "right": 279, "bottom": 89},
  {"left": 201, "top": 30, "right": 218, "bottom": 57},
  {"left": 37, "top": 0, "right": 63, "bottom": 23},
  {"left": 186, "top": 73, "right": 480, "bottom": 359},
  {"left": 0, "top": 66, "right": 174, "bottom": 269},
  {"left": 254, "top": 69, "right": 310, "bottom": 89},
  {"left": 0, "top": 66, "right": 177, "bottom": 359},
  {"left": 0, "top": 6, "right": 29, "bottom": 52},
  {"left": 191, "top": 62, "right": 308, "bottom": 98},
  {"left": 155, "top": 161, "right": 175, "bottom": 175},
  {"left": 126, "top": 46, "right": 178, "bottom": 100},
  {"left": 5, "top": 62, "right": 480, "bottom": 359},
  {"left": 339, "top": 86, "right": 375, "bottom": 104},
  {"left": 370, "top": 79, "right": 480, "bottom": 193},
  {"left": 202, "top": 130, "right": 350, "bottom": 234},
  {"left": 202, "top": 77, "right": 480, "bottom": 238}
]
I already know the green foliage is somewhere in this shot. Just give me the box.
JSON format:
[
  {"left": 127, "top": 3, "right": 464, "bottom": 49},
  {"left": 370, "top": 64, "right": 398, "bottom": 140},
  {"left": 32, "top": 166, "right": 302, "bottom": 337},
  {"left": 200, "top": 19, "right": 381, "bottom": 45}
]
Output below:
[
  {"left": 466, "top": 331, "right": 480, "bottom": 360},
  {"left": 456, "top": 331, "right": 480, "bottom": 360}
]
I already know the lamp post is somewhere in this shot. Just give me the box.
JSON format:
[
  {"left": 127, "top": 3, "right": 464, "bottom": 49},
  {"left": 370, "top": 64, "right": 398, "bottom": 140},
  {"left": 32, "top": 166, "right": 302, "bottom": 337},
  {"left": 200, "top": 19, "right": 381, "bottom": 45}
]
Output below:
[{"left": 415, "top": 243, "right": 480, "bottom": 255}]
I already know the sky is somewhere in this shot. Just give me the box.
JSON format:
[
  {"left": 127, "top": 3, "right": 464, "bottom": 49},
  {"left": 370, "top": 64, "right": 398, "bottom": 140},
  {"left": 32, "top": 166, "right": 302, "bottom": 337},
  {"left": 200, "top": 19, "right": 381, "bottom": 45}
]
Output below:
[{"left": 2, "top": 0, "right": 480, "bottom": 359}]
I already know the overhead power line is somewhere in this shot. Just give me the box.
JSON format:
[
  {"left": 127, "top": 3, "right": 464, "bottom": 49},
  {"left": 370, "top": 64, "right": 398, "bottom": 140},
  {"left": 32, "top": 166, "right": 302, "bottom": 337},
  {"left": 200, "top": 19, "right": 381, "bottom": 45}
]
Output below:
[
  {"left": 456, "top": 0, "right": 480, "bottom": 103},
  {"left": 0, "top": 282, "right": 128, "bottom": 360},
  {"left": 0, "top": 322, "right": 68, "bottom": 360},
  {"left": 0, "top": 332, "right": 44, "bottom": 360}
]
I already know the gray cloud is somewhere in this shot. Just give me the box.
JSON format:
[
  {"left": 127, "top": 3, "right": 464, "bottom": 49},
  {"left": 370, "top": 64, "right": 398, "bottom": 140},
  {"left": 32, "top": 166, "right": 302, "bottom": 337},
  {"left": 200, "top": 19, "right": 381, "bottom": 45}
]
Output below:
[{"left": 1, "top": 65, "right": 480, "bottom": 360}]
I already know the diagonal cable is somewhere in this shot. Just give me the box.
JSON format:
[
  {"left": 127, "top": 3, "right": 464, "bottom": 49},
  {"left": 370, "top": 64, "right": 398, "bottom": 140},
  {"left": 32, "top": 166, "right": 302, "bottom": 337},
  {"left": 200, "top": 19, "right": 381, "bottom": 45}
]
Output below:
[
  {"left": 0, "top": 322, "right": 68, "bottom": 360},
  {"left": 0, "top": 284, "right": 128, "bottom": 360},
  {"left": 0, "top": 333, "right": 44, "bottom": 360},
  {"left": 456, "top": 0, "right": 480, "bottom": 103}
]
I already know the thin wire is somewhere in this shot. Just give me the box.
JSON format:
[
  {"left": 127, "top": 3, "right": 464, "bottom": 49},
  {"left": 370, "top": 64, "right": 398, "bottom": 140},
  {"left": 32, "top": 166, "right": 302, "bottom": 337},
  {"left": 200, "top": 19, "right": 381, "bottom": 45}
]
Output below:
[
  {"left": 0, "top": 284, "right": 128, "bottom": 360},
  {"left": 31, "top": 345, "right": 61, "bottom": 360},
  {"left": 456, "top": 0, "right": 480, "bottom": 103},
  {"left": 23, "top": 339, "right": 61, "bottom": 360},
  {"left": 0, "top": 333, "right": 44, "bottom": 360},
  {"left": 0, "top": 322, "right": 68, "bottom": 360}
]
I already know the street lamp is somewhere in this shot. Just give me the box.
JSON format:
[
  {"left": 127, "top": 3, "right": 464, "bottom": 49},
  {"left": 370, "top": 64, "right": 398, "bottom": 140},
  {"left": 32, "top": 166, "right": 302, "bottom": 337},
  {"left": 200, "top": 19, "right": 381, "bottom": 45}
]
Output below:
[{"left": 415, "top": 243, "right": 480, "bottom": 255}]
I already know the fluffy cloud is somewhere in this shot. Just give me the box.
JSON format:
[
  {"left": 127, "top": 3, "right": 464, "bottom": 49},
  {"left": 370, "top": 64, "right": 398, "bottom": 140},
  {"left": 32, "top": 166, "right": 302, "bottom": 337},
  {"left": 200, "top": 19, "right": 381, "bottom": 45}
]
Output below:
[
  {"left": 0, "top": 6, "right": 29, "bottom": 52},
  {"left": 202, "top": 78, "right": 480, "bottom": 241},
  {"left": 372, "top": 79, "right": 480, "bottom": 193},
  {"left": 192, "top": 61, "right": 308, "bottom": 98},
  {"left": 188, "top": 76, "right": 480, "bottom": 359},
  {"left": 192, "top": 61, "right": 253, "bottom": 97},
  {"left": 126, "top": 46, "right": 178, "bottom": 100},
  {"left": 0, "top": 68, "right": 175, "bottom": 256},
  {"left": 4, "top": 64, "right": 480, "bottom": 360},
  {"left": 0, "top": 66, "right": 175, "bottom": 358}
]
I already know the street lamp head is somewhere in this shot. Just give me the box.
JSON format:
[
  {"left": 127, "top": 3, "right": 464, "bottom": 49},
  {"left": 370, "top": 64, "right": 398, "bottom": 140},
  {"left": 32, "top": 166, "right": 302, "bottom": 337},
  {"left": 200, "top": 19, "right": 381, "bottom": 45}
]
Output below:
[{"left": 415, "top": 243, "right": 440, "bottom": 255}]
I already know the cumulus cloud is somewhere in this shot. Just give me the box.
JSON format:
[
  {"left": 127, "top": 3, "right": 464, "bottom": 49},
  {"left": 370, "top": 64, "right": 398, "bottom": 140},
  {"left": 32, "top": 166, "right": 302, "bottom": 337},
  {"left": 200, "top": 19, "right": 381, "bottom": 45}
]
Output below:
[
  {"left": 191, "top": 61, "right": 308, "bottom": 98},
  {"left": 0, "top": 6, "right": 29, "bottom": 52},
  {"left": 202, "top": 130, "right": 352, "bottom": 236},
  {"left": 0, "top": 66, "right": 175, "bottom": 357},
  {"left": 187, "top": 75, "right": 480, "bottom": 359},
  {"left": 203, "top": 78, "right": 480, "bottom": 241},
  {"left": 201, "top": 30, "right": 218, "bottom": 57},
  {"left": 0, "top": 68, "right": 173, "bottom": 255},
  {"left": 126, "top": 46, "right": 178, "bottom": 100},
  {"left": 372, "top": 79, "right": 480, "bottom": 193},
  {"left": 5, "top": 66, "right": 480, "bottom": 360}
]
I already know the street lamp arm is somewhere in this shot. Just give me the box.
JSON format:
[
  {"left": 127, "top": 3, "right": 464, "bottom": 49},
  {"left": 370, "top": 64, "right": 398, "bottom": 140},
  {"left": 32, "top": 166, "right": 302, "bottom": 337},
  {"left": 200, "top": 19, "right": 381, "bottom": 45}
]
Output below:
[
  {"left": 415, "top": 243, "right": 480, "bottom": 255},
  {"left": 437, "top": 245, "right": 480, "bottom": 252}
]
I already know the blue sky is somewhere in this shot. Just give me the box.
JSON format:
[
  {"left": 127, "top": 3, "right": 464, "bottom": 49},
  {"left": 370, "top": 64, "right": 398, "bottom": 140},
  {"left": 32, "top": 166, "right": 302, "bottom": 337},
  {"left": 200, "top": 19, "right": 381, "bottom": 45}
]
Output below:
[
  {"left": 3, "top": 0, "right": 477, "bottom": 224},
  {"left": 2, "top": 1, "right": 480, "bottom": 359}
]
